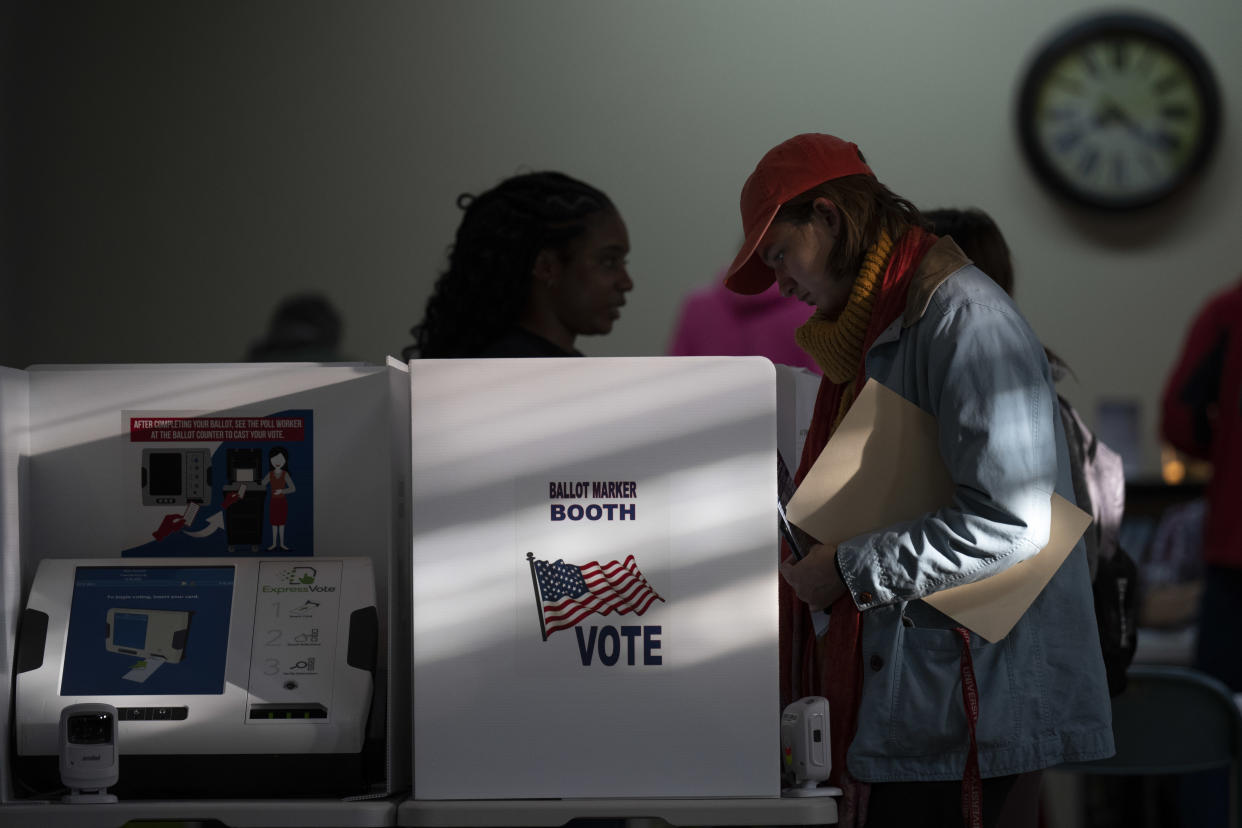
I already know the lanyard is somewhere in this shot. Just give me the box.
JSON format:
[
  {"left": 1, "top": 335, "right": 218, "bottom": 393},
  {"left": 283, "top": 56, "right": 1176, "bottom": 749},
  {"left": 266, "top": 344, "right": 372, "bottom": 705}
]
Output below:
[{"left": 955, "top": 626, "right": 983, "bottom": 828}]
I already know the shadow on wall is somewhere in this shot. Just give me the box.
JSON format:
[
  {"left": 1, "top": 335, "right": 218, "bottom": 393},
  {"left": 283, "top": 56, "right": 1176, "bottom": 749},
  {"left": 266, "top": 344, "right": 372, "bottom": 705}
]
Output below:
[{"left": 246, "top": 293, "right": 351, "bottom": 363}]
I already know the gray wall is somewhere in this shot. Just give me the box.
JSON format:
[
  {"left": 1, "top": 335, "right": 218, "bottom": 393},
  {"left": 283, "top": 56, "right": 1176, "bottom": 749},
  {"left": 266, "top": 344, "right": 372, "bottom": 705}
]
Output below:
[{"left": 3, "top": 0, "right": 1239, "bottom": 476}]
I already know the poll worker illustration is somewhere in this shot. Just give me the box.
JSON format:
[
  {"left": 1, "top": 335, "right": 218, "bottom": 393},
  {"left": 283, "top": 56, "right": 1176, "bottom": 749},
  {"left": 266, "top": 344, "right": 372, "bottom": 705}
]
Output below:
[
  {"left": 724, "top": 134, "right": 1113, "bottom": 828},
  {"left": 401, "top": 171, "right": 632, "bottom": 359},
  {"left": 261, "top": 445, "right": 295, "bottom": 551}
]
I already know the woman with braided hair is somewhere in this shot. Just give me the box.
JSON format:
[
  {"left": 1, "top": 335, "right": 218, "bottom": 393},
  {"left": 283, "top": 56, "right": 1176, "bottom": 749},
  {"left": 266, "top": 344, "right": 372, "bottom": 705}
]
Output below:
[
  {"left": 724, "top": 134, "right": 1113, "bottom": 828},
  {"left": 402, "top": 171, "right": 632, "bottom": 359}
]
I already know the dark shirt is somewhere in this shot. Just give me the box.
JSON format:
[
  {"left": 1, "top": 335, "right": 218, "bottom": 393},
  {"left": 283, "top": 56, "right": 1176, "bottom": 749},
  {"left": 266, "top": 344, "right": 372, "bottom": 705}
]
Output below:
[{"left": 476, "top": 329, "right": 582, "bottom": 358}]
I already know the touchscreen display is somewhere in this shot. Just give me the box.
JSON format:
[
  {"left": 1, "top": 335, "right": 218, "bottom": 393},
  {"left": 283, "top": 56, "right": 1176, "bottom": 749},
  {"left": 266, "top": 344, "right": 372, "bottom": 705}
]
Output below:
[
  {"left": 147, "top": 452, "right": 183, "bottom": 496},
  {"left": 60, "top": 566, "right": 235, "bottom": 695}
]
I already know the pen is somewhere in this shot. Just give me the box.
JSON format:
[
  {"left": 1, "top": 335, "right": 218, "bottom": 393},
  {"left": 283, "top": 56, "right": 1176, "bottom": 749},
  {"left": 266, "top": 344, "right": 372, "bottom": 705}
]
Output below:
[{"left": 777, "top": 498, "right": 805, "bottom": 561}]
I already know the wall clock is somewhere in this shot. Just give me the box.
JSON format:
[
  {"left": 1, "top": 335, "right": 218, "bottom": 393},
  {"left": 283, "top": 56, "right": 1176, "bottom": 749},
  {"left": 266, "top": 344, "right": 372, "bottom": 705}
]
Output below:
[{"left": 1016, "top": 12, "right": 1221, "bottom": 211}]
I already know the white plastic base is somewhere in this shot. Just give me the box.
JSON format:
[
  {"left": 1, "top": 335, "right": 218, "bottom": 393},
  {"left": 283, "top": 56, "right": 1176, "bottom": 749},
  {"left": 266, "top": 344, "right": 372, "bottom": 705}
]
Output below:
[
  {"left": 782, "top": 784, "right": 843, "bottom": 798},
  {"left": 62, "top": 790, "right": 118, "bottom": 804}
]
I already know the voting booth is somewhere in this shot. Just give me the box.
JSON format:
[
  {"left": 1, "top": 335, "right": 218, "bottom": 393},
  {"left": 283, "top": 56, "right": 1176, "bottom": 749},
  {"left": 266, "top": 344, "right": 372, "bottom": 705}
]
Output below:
[
  {"left": 409, "top": 357, "right": 781, "bottom": 800},
  {"left": 0, "top": 362, "right": 411, "bottom": 822},
  {"left": 1, "top": 356, "right": 838, "bottom": 827}
]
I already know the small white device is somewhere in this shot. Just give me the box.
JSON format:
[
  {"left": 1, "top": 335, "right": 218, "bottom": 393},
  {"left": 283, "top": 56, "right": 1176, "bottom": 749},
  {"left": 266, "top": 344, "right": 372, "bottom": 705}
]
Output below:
[
  {"left": 59, "top": 703, "right": 119, "bottom": 803},
  {"left": 780, "top": 696, "right": 841, "bottom": 797}
]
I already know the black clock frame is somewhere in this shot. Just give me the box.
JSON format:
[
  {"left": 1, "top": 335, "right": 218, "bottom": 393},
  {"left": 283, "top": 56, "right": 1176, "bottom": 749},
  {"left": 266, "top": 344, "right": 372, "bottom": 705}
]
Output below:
[{"left": 1016, "top": 12, "right": 1221, "bottom": 211}]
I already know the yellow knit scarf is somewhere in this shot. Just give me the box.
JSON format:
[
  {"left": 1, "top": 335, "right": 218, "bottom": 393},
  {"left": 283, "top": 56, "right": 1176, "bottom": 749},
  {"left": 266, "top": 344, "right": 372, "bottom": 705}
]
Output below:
[{"left": 794, "top": 229, "right": 895, "bottom": 384}]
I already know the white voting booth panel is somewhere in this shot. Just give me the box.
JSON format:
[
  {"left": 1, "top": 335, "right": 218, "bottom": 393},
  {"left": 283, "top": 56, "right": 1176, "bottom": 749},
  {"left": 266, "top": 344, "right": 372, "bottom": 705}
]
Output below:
[
  {"left": 0, "top": 367, "right": 30, "bottom": 805},
  {"left": 0, "top": 362, "right": 410, "bottom": 811},
  {"left": 411, "top": 357, "right": 780, "bottom": 800}
]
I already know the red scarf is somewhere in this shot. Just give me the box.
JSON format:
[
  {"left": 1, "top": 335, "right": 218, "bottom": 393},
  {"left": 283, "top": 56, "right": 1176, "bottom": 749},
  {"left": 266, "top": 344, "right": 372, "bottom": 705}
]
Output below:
[{"left": 781, "top": 225, "right": 937, "bottom": 826}]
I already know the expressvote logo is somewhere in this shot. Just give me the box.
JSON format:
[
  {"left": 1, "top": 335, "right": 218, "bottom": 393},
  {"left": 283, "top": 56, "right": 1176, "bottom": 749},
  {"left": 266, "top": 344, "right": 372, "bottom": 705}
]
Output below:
[
  {"left": 282, "top": 566, "right": 316, "bottom": 585},
  {"left": 525, "top": 552, "right": 665, "bottom": 667},
  {"left": 261, "top": 565, "right": 336, "bottom": 595}
]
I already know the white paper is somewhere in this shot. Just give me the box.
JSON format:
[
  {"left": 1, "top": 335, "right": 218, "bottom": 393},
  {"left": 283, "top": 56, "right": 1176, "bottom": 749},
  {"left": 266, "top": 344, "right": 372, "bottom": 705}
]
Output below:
[{"left": 122, "top": 655, "right": 166, "bottom": 683}]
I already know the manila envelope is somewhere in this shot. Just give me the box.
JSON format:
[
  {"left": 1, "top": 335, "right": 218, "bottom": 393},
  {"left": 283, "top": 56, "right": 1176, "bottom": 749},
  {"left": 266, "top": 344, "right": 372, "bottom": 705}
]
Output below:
[{"left": 785, "top": 378, "right": 1091, "bottom": 642}]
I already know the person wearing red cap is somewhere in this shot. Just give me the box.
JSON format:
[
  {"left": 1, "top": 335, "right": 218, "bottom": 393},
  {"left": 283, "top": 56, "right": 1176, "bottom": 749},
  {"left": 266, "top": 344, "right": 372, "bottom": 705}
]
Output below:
[{"left": 726, "top": 134, "right": 1113, "bottom": 828}]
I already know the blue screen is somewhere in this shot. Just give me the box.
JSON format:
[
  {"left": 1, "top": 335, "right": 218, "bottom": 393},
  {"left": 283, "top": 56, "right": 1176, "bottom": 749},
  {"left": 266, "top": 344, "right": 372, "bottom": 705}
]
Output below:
[
  {"left": 60, "top": 566, "right": 235, "bottom": 696},
  {"left": 112, "top": 612, "right": 149, "bottom": 650}
]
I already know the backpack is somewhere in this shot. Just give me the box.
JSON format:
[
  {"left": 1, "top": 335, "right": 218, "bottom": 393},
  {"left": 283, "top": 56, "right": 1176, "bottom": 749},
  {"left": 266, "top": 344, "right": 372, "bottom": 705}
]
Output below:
[{"left": 1059, "top": 396, "right": 1139, "bottom": 696}]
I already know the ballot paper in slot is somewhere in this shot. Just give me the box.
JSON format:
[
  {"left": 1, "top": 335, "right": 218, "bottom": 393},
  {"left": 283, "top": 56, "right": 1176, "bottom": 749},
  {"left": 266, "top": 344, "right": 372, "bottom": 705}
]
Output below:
[{"left": 785, "top": 378, "right": 1091, "bottom": 642}]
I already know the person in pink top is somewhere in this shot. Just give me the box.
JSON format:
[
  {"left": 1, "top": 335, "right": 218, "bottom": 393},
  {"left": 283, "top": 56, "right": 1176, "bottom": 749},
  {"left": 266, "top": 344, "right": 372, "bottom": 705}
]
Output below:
[{"left": 667, "top": 273, "right": 821, "bottom": 373}]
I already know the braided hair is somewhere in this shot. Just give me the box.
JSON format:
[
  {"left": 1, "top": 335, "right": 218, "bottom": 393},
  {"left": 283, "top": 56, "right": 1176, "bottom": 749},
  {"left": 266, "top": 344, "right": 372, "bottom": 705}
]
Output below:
[{"left": 403, "top": 171, "right": 615, "bottom": 359}]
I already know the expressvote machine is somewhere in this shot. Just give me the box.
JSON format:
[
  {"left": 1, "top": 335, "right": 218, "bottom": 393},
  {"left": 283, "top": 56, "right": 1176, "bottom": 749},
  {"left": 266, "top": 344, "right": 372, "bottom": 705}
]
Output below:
[{"left": 13, "top": 556, "right": 378, "bottom": 798}]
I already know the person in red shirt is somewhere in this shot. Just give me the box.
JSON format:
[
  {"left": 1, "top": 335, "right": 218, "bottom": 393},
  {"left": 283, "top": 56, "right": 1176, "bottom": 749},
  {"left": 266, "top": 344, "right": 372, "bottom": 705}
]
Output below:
[{"left": 1160, "top": 275, "right": 1242, "bottom": 690}]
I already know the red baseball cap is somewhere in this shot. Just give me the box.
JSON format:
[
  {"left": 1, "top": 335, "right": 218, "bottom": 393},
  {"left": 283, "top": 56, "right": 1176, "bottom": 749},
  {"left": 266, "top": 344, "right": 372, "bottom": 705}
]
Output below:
[{"left": 724, "top": 134, "right": 874, "bottom": 295}]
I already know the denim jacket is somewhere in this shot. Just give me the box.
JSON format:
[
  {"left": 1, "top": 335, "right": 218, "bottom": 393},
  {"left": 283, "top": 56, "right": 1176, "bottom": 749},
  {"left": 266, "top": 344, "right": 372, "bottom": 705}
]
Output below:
[{"left": 835, "top": 238, "right": 1115, "bottom": 782}]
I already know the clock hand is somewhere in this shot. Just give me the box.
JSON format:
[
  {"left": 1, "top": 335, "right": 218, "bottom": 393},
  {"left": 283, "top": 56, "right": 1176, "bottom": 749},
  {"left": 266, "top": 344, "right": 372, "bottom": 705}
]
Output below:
[
  {"left": 1115, "top": 113, "right": 1167, "bottom": 150},
  {"left": 1094, "top": 100, "right": 1124, "bottom": 126},
  {"left": 1094, "top": 100, "right": 1162, "bottom": 148}
]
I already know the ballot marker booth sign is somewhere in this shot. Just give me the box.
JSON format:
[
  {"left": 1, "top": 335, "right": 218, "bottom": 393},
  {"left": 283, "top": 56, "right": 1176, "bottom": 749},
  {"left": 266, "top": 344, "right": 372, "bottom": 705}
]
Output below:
[{"left": 410, "top": 357, "right": 779, "bottom": 799}]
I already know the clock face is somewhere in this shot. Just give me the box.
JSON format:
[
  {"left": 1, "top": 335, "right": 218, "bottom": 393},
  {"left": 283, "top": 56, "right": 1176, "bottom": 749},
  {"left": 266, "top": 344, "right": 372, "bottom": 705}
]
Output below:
[{"left": 1017, "top": 14, "right": 1220, "bottom": 210}]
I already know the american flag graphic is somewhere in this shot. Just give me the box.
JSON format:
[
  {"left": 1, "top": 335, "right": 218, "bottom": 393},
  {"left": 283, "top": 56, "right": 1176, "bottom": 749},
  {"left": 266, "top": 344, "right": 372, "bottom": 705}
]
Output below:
[{"left": 527, "top": 553, "right": 664, "bottom": 639}]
